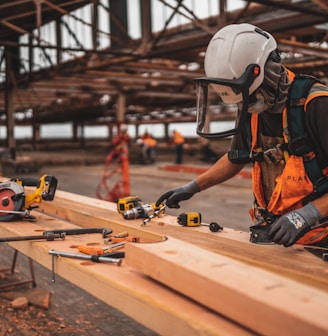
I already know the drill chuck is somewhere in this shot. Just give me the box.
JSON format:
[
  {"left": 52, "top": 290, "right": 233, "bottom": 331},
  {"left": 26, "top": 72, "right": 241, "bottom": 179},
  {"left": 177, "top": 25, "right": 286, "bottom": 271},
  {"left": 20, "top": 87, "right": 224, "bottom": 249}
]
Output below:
[{"left": 123, "top": 204, "right": 154, "bottom": 219}]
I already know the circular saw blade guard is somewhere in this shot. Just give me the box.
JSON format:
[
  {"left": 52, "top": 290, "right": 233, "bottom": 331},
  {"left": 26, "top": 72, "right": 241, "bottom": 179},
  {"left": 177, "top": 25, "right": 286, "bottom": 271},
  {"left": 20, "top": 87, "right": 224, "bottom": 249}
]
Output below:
[{"left": 0, "top": 181, "right": 25, "bottom": 221}]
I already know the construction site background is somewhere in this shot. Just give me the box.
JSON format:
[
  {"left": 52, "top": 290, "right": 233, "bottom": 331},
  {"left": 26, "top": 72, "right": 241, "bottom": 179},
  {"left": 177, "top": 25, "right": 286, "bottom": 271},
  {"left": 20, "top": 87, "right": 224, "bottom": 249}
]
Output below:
[{"left": 0, "top": 138, "right": 230, "bottom": 172}]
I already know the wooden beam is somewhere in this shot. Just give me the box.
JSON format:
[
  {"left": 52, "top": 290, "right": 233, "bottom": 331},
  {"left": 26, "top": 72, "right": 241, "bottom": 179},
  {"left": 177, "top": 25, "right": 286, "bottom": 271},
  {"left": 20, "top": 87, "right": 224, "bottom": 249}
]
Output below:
[
  {"left": 125, "top": 237, "right": 328, "bottom": 336},
  {"left": 0, "top": 214, "right": 252, "bottom": 336},
  {"left": 0, "top": 185, "right": 327, "bottom": 334},
  {"left": 243, "top": 0, "right": 328, "bottom": 18},
  {"left": 36, "top": 190, "right": 328, "bottom": 291},
  {"left": 278, "top": 38, "right": 328, "bottom": 59}
]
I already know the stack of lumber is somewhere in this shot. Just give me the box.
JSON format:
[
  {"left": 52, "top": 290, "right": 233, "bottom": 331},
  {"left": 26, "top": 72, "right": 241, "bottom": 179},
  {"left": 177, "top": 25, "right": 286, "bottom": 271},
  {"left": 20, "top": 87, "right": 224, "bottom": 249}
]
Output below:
[{"left": 0, "top": 188, "right": 328, "bottom": 336}]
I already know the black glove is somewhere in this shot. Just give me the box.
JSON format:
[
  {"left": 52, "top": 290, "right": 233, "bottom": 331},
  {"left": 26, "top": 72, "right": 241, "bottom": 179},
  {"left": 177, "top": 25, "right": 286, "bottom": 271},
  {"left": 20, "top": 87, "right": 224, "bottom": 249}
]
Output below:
[
  {"left": 269, "top": 203, "right": 322, "bottom": 247},
  {"left": 156, "top": 180, "right": 200, "bottom": 209}
]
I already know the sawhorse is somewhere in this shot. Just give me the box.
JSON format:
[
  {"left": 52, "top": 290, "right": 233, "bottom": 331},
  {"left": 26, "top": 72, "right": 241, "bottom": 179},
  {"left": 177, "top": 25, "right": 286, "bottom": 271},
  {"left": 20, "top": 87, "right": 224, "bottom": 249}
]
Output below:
[{"left": 0, "top": 248, "right": 36, "bottom": 290}]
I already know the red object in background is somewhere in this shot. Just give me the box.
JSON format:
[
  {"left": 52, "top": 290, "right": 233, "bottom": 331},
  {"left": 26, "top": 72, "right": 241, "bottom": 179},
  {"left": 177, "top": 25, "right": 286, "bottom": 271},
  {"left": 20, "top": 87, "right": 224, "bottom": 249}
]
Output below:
[{"left": 96, "top": 131, "right": 130, "bottom": 202}]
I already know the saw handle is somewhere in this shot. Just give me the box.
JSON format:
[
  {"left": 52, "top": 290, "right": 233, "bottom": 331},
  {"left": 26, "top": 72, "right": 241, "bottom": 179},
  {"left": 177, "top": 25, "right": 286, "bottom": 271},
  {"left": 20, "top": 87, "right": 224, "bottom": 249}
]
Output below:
[{"left": 11, "top": 177, "right": 39, "bottom": 187}]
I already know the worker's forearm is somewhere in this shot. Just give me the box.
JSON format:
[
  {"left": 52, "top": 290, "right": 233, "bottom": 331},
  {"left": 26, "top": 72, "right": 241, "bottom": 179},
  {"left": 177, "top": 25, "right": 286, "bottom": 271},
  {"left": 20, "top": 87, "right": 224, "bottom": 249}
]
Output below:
[
  {"left": 195, "top": 153, "right": 245, "bottom": 190},
  {"left": 312, "top": 193, "right": 328, "bottom": 219}
]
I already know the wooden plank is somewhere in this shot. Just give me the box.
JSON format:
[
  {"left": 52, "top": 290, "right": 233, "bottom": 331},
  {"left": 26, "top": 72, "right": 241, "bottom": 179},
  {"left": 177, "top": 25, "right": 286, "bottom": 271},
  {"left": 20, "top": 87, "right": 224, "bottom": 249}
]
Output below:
[
  {"left": 125, "top": 237, "right": 328, "bottom": 336},
  {"left": 36, "top": 190, "right": 162, "bottom": 243},
  {"left": 36, "top": 190, "right": 328, "bottom": 291},
  {"left": 0, "top": 215, "right": 253, "bottom": 336},
  {"left": 2, "top": 187, "right": 328, "bottom": 334}
]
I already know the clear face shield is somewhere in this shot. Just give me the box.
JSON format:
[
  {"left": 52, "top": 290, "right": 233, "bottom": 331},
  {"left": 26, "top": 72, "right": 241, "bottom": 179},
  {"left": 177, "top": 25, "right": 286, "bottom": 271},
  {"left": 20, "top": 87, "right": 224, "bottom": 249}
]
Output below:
[{"left": 195, "top": 64, "right": 261, "bottom": 139}]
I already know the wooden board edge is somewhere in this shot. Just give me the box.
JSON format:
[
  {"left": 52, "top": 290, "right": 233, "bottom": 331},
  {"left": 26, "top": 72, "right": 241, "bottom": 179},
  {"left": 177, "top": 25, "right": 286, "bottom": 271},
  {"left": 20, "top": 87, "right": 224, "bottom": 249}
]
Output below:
[
  {"left": 125, "top": 237, "right": 328, "bottom": 336},
  {"left": 36, "top": 191, "right": 328, "bottom": 291},
  {"left": 2, "top": 239, "right": 252, "bottom": 336}
]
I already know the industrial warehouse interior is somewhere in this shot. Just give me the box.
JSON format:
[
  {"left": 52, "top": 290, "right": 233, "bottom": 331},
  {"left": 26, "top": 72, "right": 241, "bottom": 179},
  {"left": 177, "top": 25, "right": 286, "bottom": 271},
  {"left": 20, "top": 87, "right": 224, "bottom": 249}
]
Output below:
[
  {"left": 0, "top": 0, "right": 327, "bottom": 151},
  {"left": 0, "top": 1, "right": 328, "bottom": 335}
]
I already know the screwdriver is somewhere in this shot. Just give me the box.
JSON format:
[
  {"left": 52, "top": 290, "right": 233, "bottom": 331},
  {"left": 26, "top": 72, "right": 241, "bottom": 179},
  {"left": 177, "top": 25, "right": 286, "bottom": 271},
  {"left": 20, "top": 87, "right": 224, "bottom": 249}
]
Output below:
[
  {"left": 105, "top": 236, "right": 140, "bottom": 243},
  {"left": 113, "top": 231, "right": 129, "bottom": 238},
  {"left": 77, "top": 241, "right": 125, "bottom": 255}
]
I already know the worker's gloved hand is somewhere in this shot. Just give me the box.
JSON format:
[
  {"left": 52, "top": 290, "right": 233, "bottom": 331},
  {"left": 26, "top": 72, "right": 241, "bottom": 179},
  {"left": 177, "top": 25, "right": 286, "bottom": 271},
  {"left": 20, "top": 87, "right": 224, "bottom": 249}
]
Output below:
[
  {"left": 269, "top": 203, "right": 322, "bottom": 247},
  {"left": 156, "top": 180, "right": 200, "bottom": 209}
]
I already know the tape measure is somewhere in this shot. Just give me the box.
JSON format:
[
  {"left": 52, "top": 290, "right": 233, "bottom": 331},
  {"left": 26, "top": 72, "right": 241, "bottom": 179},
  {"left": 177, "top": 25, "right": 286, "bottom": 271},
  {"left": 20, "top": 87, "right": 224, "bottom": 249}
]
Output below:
[
  {"left": 177, "top": 212, "right": 223, "bottom": 232},
  {"left": 177, "top": 212, "right": 201, "bottom": 227}
]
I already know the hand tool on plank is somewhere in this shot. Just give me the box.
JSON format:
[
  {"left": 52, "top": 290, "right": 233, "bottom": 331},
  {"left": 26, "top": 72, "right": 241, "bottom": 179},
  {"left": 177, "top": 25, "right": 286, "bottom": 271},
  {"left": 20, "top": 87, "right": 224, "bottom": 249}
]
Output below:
[
  {"left": 0, "top": 228, "right": 113, "bottom": 242},
  {"left": 116, "top": 196, "right": 143, "bottom": 214},
  {"left": 120, "top": 199, "right": 165, "bottom": 221},
  {"left": 113, "top": 231, "right": 129, "bottom": 238},
  {"left": 103, "top": 231, "right": 140, "bottom": 243},
  {"left": 123, "top": 203, "right": 153, "bottom": 220},
  {"left": 0, "top": 175, "right": 58, "bottom": 221},
  {"left": 106, "top": 236, "right": 140, "bottom": 243},
  {"left": 105, "top": 231, "right": 140, "bottom": 243},
  {"left": 141, "top": 204, "right": 166, "bottom": 226},
  {"left": 177, "top": 212, "right": 223, "bottom": 232},
  {"left": 49, "top": 249, "right": 122, "bottom": 282},
  {"left": 249, "top": 225, "right": 274, "bottom": 244},
  {"left": 77, "top": 241, "right": 125, "bottom": 255}
]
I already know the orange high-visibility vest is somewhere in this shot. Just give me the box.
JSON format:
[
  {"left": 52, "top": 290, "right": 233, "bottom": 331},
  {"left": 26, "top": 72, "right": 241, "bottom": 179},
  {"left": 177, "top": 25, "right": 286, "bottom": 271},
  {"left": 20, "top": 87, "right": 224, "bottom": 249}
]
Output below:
[
  {"left": 144, "top": 137, "right": 157, "bottom": 148},
  {"left": 251, "top": 71, "right": 328, "bottom": 245},
  {"left": 173, "top": 131, "right": 185, "bottom": 145}
]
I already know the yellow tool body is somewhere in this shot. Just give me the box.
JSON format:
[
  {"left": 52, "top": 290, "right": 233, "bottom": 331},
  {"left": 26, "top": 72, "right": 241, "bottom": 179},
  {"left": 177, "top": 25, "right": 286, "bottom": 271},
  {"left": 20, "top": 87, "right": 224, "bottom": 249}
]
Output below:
[
  {"left": 14, "top": 175, "right": 57, "bottom": 210},
  {"left": 177, "top": 212, "right": 223, "bottom": 232},
  {"left": 116, "top": 195, "right": 143, "bottom": 214},
  {"left": 0, "top": 175, "right": 57, "bottom": 221},
  {"left": 177, "top": 212, "right": 201, "bottom": 227}
]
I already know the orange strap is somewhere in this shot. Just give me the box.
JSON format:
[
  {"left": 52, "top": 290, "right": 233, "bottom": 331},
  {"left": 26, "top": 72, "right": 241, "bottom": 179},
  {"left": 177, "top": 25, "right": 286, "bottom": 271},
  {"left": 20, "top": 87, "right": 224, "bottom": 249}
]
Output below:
[{"left": 250, "top": 114, "right": 258, "bottom": 151}]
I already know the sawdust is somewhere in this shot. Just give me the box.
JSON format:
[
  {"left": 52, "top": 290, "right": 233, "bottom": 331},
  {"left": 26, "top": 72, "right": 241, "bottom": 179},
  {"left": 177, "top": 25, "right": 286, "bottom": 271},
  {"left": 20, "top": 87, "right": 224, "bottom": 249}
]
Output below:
[
  {"left": 0, "top": 296, "right": 98, "bottom": 335},
  {"left": 0, "top": 244, "right": 158, "bottom": 336}
]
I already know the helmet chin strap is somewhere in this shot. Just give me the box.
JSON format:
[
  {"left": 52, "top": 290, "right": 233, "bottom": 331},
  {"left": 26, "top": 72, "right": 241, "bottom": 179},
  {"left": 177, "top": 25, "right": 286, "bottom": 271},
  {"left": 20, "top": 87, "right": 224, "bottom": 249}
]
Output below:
[
  {"left": 260, "top": 60, "right": 291, "bottom": 114},
  {"left": 238, "top": 91, "right": 269, "bottom": 114},
  {"left": 237, "top": 59, "right": 291, "bottom": 116},
  {"left": 243, "top": 61, "right": 291, "bottom": 115},
  {"left": 247, "top": 91, "right": 269, "bottom": 114}
]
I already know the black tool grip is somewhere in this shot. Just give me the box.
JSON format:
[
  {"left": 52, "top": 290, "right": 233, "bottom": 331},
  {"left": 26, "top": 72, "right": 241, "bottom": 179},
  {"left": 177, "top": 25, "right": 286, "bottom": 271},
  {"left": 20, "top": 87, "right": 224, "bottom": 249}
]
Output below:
[
  {"left": 102, "top": 251, "right": 125, "bottom": 258},
  {"left": 11, "top": 177, "right": 39, "bottom": 187},
  {"left": 43, "top": 176, "right": 58, "bottom": 200},
  {"left": 0, "top": 228, "right": 113, "bottom": 243},
  {"left": 43, "top": 228, "right": 113, "bottom": 238}
]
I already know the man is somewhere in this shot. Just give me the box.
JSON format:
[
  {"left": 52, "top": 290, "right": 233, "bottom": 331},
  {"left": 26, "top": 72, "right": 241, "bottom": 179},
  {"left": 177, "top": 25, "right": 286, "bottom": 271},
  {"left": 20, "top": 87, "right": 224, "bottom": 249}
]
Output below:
[
  {"left": 156, "top": 23, "right": 328, "bottom": 247},
  {"left": 172, "top": 130, "right": 185, "bottom": 164},
  {"left": 143, "top": 133, "right": 157, "bottom": 164}
]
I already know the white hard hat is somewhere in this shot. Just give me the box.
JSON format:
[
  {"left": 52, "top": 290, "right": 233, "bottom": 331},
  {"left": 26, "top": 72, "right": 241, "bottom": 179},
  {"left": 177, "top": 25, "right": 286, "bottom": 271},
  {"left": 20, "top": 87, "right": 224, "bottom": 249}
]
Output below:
[{"left": 204, "top": 23, "right": 277, "bottom": 104}]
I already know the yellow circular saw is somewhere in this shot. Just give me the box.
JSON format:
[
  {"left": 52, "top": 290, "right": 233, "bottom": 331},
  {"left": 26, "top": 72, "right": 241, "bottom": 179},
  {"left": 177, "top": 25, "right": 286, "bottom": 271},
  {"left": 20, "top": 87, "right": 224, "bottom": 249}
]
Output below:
[{"left": 0, "top": 175, "right": 57, "bottom": 221}]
